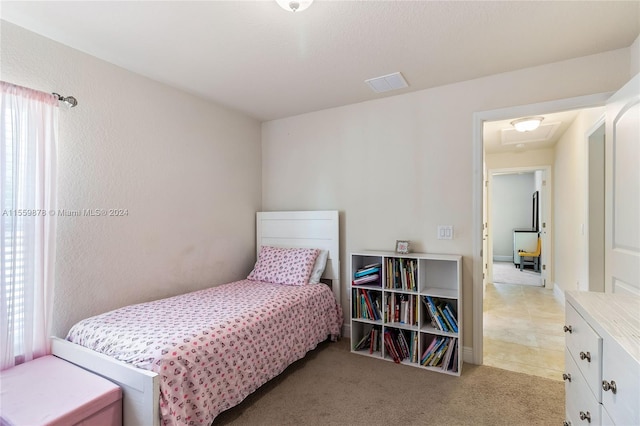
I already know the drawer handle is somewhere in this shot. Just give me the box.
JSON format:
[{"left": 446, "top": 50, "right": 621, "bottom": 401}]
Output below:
[
  {"left": 602, "top": 380, "right": 617, "bottom": 394},
  {"left": 563, "top": 325, "right": 573, "bottom": 333},
  {"left": 579, "top": 411, "right": 591, "bottom": 423},
  {"left": 579, "top": 351, "right": 591, "bottom": 362},
  {"left": 562, "top": 373, "right": 572, "bottom": 382}
]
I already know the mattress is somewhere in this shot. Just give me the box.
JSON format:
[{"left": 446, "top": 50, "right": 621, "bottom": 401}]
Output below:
[{"left": 66, "top": 279, "right": 343, "bottom": 425}]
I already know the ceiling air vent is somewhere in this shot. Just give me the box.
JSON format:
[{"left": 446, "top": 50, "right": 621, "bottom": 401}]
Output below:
[{"left": 365, "top": 72, "right": 409, "bottom": 93}]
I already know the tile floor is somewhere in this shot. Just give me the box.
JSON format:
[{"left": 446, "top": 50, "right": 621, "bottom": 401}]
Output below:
[{"left": 483, "top": 281, "right": 565, "bottom": 381}]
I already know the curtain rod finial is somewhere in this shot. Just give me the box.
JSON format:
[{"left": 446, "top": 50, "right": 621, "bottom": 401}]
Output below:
[{"left": 52, "top": 92, "right": 78, "bottom": 108}]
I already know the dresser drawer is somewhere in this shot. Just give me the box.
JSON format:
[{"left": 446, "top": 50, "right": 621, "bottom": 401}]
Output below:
[
  {"left": 601, "top": 405, "right": 615, "bottom": 426},
  {"left": 601, "top": 336, "right": 640, "bottom": 426},
  {"left": 566, "top": 301, "right": 603, "bottom": 401},
  {"left": 565, "top": 349, "right": 602, "bottom": 426}
]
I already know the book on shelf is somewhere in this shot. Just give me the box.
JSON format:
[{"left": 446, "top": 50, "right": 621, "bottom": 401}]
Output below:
[
  {"left": 412, "top": 332, "right": 419, "bottom": 363},
  {"left": 383, "top": 329, "right": 416, "bottom": 364},
  {"left": 369, "top": 327, "right": 375, "bottom": 354},
  {"left": 359, "top": 289, "right": 381, "bottom": 321},
  {"left": 442, "top": 305, "right": 458, "bottom": 333},
  {"left": 421, "top": 336, "right": 446, "bottom": 366},
  {"left": 451, "top": 342, "right": 459, "bottom": 372},
  {"left": 385, "top": 258, "right": 418, "bottom": 291},
  {"left": 442, "top": 338, "right": 457, "bottom": 371},
  {"left": 401, "top": 299, "right": 408, "bottom": 324},
  {"left": 352, "top": 273, "right": 380, "bottom": 286},
  {"left": 422, "top": 296, "right": 458, "bottom": 333},
  {"left": 422, "top": 296, "right": 447, "bottom": 332},
  {"left": 420, "top": 336, "right": 458, "bottom": 370},
  {"left": 396, "top": 330, "right": 410, "bottom": 359},
  {"left": 443, "top": 304, "right": 459, "bottom": 332},
  {"left": 354, "top": 264, "right": 381, "bottom": 278},
  {"left": 429, "top": 339, "right": 450, "bottom": 367},
  {"left": 354, "top": 331, "right": 370, "bottom": 351},
  {"left": 437, "top": 304, "right": 454, "bottom": 331},
  {"left": 383, "top": 330, "right": 401, "bottom": 363},
  {"left": 420, "top": 336, "right": 440, "bottom": 364},
  {"left": 352, "top": 289, "right": 382, "bottom": 321}
]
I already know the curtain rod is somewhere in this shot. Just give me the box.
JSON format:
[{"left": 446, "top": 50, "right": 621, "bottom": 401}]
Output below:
[{"left": 52, "top": 92, "right": 78, "bottom": 108}]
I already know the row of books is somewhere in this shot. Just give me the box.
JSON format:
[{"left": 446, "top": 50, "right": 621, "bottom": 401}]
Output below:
[
  {"left": 421, "top": 336, "right": 458, "bottom": 371},
  {"left": 354, "top": 326, "right": 458, "bottom": 371},
  {"left": 354, "top": 326, "right": 382, "bottom": 354},
  {"left": 383, "top": 329, "right": 419, "bottom": 364},
  {"left": 422, "top": 295, "right": 458, "bottom": 333},
  {"left": 352, "top": 289, "right": 382, "bottom": 321},
  {"left": 385, "top": 258, "right": 417, "bottom": 291},
  {"left": 385, "top": 293, "right": 418, "bottom": 326},
  {"left": 352, "top": 263, "right": 382, "bottom": 286}
]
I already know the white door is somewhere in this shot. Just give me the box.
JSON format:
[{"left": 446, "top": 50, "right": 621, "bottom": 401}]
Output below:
[{"left": 605, "top": 74, "right": 640, "bottom": 295}]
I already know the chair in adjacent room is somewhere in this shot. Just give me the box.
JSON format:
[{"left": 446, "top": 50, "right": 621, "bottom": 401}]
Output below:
[{"left": 518, "top": 237, "right": 541, "bottom": 272}]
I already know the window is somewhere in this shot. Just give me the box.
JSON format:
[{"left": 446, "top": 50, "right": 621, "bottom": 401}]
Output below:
[{"left": 1, "top": 81, "right": 58, "bottom": 369}]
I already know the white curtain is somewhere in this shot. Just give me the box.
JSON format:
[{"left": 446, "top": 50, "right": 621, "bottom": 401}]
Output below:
[{"left": 1, "top": 81, "right": 58, "bottom": 370}]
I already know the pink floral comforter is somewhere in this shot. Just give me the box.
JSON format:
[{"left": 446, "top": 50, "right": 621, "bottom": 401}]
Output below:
[{"left": 66, "top": 279, "right": 343, "bottom": 425}]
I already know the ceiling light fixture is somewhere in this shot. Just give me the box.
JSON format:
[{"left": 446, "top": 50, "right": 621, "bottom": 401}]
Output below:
[
  {"left": 276, "top": 0, "right": 313, "bottom": 12},
  {"left": 511, "top": 117, "right": 544, "bottom": 132}
]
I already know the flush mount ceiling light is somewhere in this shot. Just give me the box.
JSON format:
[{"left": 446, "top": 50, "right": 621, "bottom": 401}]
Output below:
[
  {"left": 511, "top": 117, "right": 544, "bottom": 132},
  {"left": 276, "top": 0, "right": 313, "bottom": 12}
]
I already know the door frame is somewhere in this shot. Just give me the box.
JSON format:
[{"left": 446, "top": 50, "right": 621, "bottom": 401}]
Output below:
[
  {"left": 487, "top": 166, "right": 551, "bottom": 288},
  {"left": 471, "top": 92, "right": 613, "bottom": 364}
]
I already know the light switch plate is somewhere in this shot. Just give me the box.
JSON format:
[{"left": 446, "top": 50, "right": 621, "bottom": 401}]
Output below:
[{"left": 438, "top": 225, "right": 453, "bottom": 240}]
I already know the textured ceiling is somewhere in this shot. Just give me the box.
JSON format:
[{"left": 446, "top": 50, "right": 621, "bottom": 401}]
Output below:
[{"left": 1, "top": 1, "right": 638, "bottom": 122}]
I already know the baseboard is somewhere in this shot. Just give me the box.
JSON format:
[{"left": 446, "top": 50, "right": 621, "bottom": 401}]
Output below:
[
  {"left": 463, "top": 346, "right": 474, "bottom": 364},
  {"left": 342, "top": 323, "right": 350, "bottom": 340},
  {"left": 553, "top": 283, "right": 566, "bottom": 305}
]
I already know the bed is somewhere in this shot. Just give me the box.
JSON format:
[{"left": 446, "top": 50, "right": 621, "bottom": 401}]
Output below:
[{"left": 51, "top": 210, "right": 342, "bottom": 426}]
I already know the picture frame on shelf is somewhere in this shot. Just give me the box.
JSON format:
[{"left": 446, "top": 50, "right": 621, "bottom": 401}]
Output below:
[{"left": 395, "top": 240, "right": 410, "bottom": 254}]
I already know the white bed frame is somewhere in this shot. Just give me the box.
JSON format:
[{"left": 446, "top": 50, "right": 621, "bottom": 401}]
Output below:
[{"left": 51, "top": 210, "right": 341, "bottom": 426}]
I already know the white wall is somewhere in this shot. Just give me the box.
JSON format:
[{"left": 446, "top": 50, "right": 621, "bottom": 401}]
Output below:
[
  {"left": 262, "top": 48, "right": 632, "bottom": 349},
  {"left": 553, "top": 107, "right": 605, "bottom": 294},
  {"left": 491, "top": 173, "right": 536, "bottom": 259},
  {"left": 630, "top": 35, "right": 640, "bottom": 76},
  {"left": 486, "top": 148, "right": 555, "bottom": 171},
  {"left": 1, "top": 22, "right": 262, "bottom": 337}
]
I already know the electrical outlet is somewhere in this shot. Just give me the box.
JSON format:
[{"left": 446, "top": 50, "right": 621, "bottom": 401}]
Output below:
[{"left": 437, "top": 225, "right": 453, "bottom": 240}]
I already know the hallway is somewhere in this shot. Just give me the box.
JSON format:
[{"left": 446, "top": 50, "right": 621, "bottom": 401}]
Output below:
[{"left": 483, "top": 282, "right": 565, "bottom": 381}]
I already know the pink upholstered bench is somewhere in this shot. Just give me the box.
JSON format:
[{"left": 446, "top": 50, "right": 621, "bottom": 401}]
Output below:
[{"left": 0, "top": 355, "right": 122, "bottom": 426}]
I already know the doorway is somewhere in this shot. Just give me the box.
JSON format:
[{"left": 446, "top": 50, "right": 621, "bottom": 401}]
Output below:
[
  {"left": 471, "top": 92, "right": 612, "bottom": 370},
  {"left": 488, "top": 168, "right": 548, "bottom": 288},
  {"left": 482, "top": 147, "right": 560, "bottom": 379}
]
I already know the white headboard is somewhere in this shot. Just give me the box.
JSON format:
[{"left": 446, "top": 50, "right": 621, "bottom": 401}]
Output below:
[{"left": 256, "top": 211, "right": 340, "bottom": 304}]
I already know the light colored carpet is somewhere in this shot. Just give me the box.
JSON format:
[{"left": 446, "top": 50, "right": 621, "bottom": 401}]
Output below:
[
  {"left": 492, "top": 261, "right": 542, "bottom": 286},
  {"left": 213, "top": 338, "right": 564, "bottom": 425}
]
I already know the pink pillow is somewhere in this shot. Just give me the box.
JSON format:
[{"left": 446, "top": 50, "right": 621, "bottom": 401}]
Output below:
[{"left": 248, "top": 246, "right": 320, "bottom": 286}]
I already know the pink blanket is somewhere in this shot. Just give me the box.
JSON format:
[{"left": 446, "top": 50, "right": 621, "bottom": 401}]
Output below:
[{"left": 66, "top": 279, "right": 343, "bottom": 425}]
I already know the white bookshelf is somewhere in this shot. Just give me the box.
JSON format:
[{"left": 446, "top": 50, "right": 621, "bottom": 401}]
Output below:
[{"left": 350, "top": 251, "right": 462, "bottom": 376}]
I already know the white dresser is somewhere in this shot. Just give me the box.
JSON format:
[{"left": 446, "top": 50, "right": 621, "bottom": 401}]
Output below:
[{"left": 563, "top": 291, "right": 640, "bottom": 426}]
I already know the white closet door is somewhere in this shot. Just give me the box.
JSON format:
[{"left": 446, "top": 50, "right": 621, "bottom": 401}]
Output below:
[{"left": 605, "top": 74, "right": 640, "bottom": 295}]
